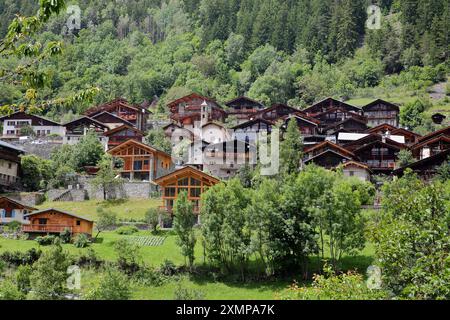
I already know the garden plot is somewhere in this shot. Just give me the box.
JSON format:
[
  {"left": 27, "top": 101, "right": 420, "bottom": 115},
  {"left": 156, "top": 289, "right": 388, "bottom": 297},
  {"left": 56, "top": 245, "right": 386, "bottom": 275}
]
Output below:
[{"left": 128, "top": 236, "right": 166, "bottom": 247}]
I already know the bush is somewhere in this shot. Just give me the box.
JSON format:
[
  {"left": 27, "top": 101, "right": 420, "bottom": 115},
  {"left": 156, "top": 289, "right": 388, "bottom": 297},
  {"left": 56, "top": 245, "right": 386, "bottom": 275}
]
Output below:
[
  {"left": 4, "top": 221, "right": 22, "bottom": 233},
  {"left": 173, "top": 283, "right": 205, "bottom": 300},
  {"left": 114, "top": 239, "right": 141, "bottom": 275},
  {"left": 76, "top": 248, "right": 103, "bottom": 268},
  {"left": 159, "top": 260, "right": 178, "bottom": 276},
  {"left": 35, "top": 235, "right": 57, "bottom": 246},
  {"left": 133, "top": 266, "right": 165, "bottom": 286},
  {"left": 115, "top": 225, "right": 139, "bottom": 235},
  {"left": 280, "top": 265, "right": 388, "bottom": 300},
  {"left": 60, "top": 228, "right": 72, "bottom": 244},
  {"left": 84, "top": 267, "right": 131, "bottom": 300},
  {"left": 0, "top": 248, "right": 42, "bottom": 266},
  {"left": 73, "top": 233, "right": 90, "bottom": 248}
]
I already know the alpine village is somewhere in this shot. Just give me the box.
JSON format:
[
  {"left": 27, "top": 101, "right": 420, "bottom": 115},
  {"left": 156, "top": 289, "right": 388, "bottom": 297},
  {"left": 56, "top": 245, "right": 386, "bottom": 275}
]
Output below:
[{"left": 0, "top": 0, "right": 449, "bottom": 302}]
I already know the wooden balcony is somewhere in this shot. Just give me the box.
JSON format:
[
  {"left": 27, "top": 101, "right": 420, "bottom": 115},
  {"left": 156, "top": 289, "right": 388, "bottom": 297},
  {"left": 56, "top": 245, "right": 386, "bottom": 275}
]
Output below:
[
  {"left": 22, "top": 224, "right": 73, "bottom": 233},
  {"left": 159, "top": 206, "right": 200, "bottom": 214}
]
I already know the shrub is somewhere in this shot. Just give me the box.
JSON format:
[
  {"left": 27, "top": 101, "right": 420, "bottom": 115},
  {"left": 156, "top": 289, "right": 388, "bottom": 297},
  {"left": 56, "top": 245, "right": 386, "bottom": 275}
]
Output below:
[
  {"left": 4, "top": 221, "right": 22, "bottom": 233},
  {"left": 60, "top": 228, "right": 72, "bottom": 244},
  {"left": 173, "top": 283, "right": 205, "bottom": 300},
  {"left": 76, "top": 248, "right": 103, "bottom": 268},
  {"left": 279, "top": 265, "right": 388, "bottom": 300},
  {"left": 35, "top": 235, "right": 57, "bottom": 246},
  {"left": 115, "top": 225, "right": 139, "bottom": 235},
  {"left": 73, "top": 233, "right": 90, "bottom": 248},
  {"left": 114, "top": 239, "right": 141, "bottom": 275},
  {"left": 84, "top": 267, "right": 131, "bottom": 300},
  {"left": 159, "top": 260, "right": 178, "bottom": 276},
  {"left": 0, "top": 248, "right": 42, "bottom": 266},
  {"left": 133, "top": 266, "right": 165, "bottom": 286}
]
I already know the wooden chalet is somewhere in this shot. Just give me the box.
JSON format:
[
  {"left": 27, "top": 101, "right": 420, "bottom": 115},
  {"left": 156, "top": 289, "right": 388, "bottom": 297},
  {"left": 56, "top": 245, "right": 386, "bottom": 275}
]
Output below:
[
  {"left": 0, "top": 197, "right": 36, "bottom": 225},
  {"left": 0, "top": 140, "right": 25, "bottom": 190},
  {"left": 394, "top": 148, "right": 450, "bottom": 179},
  {"left": 104, "top": 124, "right": 144, "bottom": 149},
  {"left": 282, "top": 113, "right": 321, "bottom": 136},
  {"left": 352, "top": 140, "right": 403, "bottom": 173},
  {"left": 304, "top": 141, "right": 355, "bottom": 168},
  {"left": 167, "top": 93, "right": 226, "bottom": 127},
  {"left": 303, "top": 98, "right": 362, "bottom": 117},
  {"left": 254, "top": 104, "right": 300, "bottom": 122},
  {"left": 312, "top": 107, "right": 367, "bottom": 129},
  {"left": 363, "top": 99, "right": 400, "bottom": 127},
  {"left": 91, "top": 111, "right": 135, "bottom": 129},
  {"left": 154, "top": 166, "right": 220, "bottom": 218},
  {"left": 410, "top": 134, "right": 450, "bottom": 160},
  {"left": 63, "top": 116, "right": 109, "bottom": 146},
  {"left": 391, "top": 128, "right": 421, "bottom": 145},
  {"left": 322, "top": 117, "right": 369, "bottom": 135},
  {"left": 108, "top": 139, "right": 173, "bottom": 182},
  {"left": 22, "top": 208, "right": 94, "bottom": 236},
  {"left": 343, "top": 133, "right": 405, "bottom": 152},
  {"left": 225, "top": 96, "right": 265, "bottom": 123},
  {"left": 417, "top": 126, "right": 450, "bottom": 144},
  {"left": 84, "top": 98, "right": 150, "bottom": 131}
]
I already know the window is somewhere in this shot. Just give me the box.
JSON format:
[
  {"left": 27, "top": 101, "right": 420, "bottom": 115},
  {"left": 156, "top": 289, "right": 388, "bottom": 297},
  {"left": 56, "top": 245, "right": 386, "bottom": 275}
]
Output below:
[
  {"left": 178, "top": 177, "right": 189, "bottom": 186},
  {"left": 190, "top": 188, "right": 201, "bottom": 198},
  {"left": 165, "top": 187, "right": 176, "bottom": 197},
  {"left": 349, "top": 171, "right": 355, "bottom": 177},
  {"left": 190, "top": 178, "right": 201, "bottom": 186},
  {"left": 76, "top": 220, "right": 81, "bottom": 226}
]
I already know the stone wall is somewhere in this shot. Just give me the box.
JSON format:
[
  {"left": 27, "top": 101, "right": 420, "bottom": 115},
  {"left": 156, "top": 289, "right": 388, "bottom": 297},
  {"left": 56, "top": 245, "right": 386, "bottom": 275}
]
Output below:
[
  {"left": 84, "top": 179, "right": 157, "bottom": 200},
  {"left": 6, "top": 192, "right": 45, "bottom": 206},
  {"left": 47, "top": 189, "right": 87, "bottom": 202}
]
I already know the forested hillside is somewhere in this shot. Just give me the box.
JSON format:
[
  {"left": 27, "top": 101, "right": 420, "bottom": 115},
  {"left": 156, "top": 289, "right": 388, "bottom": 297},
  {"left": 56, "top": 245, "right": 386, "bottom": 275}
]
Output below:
[{"left": 0, "top": 0, "right": 448, "bottom": 127}]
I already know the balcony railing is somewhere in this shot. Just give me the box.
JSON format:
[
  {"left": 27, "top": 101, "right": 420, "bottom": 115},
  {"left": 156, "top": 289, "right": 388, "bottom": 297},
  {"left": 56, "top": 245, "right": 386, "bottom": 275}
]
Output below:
[
  {"left": 22, "top": 224, "right": 73, "bottom": 233},
  {"left": 159, "top": 206, "right": 200, "bottom": 213}
]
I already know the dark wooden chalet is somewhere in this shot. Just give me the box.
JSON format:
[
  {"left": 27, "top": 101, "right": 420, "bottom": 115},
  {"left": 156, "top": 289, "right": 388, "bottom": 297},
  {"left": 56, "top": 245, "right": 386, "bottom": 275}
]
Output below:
[
  {"left": 391, "top": 128, "right": 421, "bottom": 145},
  {"left": 225, "top": 96, "right": 265, "bottom": 122},
  {"left": 304, "top": 141, "right": 355, "bottom": 168},
  {"left": 417, "top": 126, "right": 450, "bottom": 144},
  {"left": 91, "top": 111, "right": 134, "bottom": 129},
  {"left": 363, "top": 99, "right": 400, "bottom": 127},
  {"left": 84, "top": 98, "right": 150, "bottom": 131},
  {"left": 303, "top": 98, "right": 362, "bottom": 117},
  {"left": 323, "top": 117, "right": 369, "bottom": 135},
  {"left": 282, "top": 113, "right": 321, "bottom": 136},
  {"left": 312, "top": 107, "right": 367, "bottom": 129},
  {"left": 254, "top": 104, "right": 301, "bottom": 122},
  {"left": 394, "top": 149, "right": 450, "bottom": 179},
  {"left": 343, "top": 133, "right": 405, "bottom": 152},
  {"left": 22, "top": 209, "right": 94, "bottom": 236},
  {"left": 104, "top": 125, "right": 144, "bottom": 149},
  {"left": 167, "top": 93, "right": 226, "bottom": 127},
  {"left": 410, "top": 134, "right": 450, "bottom": 160},
  {"left": 352, "top": 140, "right": 403, "bottom": 173}
]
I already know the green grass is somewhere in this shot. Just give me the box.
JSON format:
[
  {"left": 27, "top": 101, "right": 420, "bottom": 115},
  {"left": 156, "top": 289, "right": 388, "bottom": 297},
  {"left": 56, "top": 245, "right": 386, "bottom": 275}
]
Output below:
[{"left": 35, "top": 199, "right": 161, "bottom": 221}]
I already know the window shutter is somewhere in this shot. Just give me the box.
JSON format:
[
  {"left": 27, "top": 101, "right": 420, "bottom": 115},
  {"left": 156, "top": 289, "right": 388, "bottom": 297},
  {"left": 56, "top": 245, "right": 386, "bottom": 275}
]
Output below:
[
  {"left": 0, "top": 209, "right": 5, "bottom": 218},
  {"left": 11, "top": 209, "right": 16, "bottom": 218}
]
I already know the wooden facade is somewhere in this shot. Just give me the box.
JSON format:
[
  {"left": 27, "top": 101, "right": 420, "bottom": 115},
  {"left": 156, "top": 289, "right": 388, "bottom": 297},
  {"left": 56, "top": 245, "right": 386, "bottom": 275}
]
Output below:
[
  {"left": 353, "top": 140, "right": 402, "bottom": 172},
  {"left": 108, "top": 140, "right": 173, "bottom": 181},
  {"left": 154, "top": 166, "right": 220, "bottom": 216},
  {"left": 167, "top": 93, "right": 226, "bottom": 126},
  {"left": 304, "top": 141, "right": 355, "bottom": 168},
  {"left": 363, "top": 99, "right": 400, "bottom": 127},
  {"left": 225, "top": 96, "right": 265, "bottom": 122},
  {"left": 91, "top": 111, "right": 134, "bottom": 129},
  {"left": 410, "top": 134, "right": 450, "bottom": 160},
  {"left": 22, "top": 209, "right": 94, "bottom": 236},
  {"left": 303, "top": 98, "right": 362, "bottom": 117},
  {"left": 84, "top": 98, "right": 150, "bottom": 131},
  {"left": 254, "top": 104, "right": 300, "bottom": 122},
  {"left": 104, "top": 125, "right": 144, "bottom": 149}
]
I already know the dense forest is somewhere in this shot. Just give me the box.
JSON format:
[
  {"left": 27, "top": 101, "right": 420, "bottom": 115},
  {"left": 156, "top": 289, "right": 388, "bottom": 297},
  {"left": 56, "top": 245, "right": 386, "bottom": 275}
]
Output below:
[{"left": 0, "top": 0, "right": 448, "bottom": 123}]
